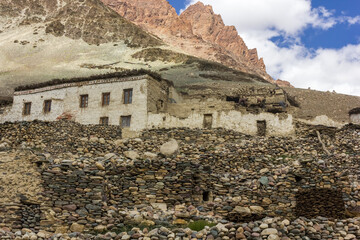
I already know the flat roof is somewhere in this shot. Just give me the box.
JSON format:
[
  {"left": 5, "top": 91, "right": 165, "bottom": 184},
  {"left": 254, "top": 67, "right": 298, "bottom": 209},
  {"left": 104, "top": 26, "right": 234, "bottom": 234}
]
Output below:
[{"left": 14, "top": 69, "right": 172, "bottom": 93}]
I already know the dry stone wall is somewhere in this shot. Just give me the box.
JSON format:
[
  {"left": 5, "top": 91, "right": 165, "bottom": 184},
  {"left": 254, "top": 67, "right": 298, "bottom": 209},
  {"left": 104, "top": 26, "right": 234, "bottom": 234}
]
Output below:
[{"left": 0, "top": 121, "right": 359, "bottom": 239}]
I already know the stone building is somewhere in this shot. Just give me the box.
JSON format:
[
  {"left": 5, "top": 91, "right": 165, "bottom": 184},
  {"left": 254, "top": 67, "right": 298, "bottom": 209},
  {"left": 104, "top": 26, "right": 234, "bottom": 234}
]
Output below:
[
  {"left": 349, "top": 107, "right": 360, "bottom": 124},
  {"left": 0, "top": 71, "right": 294, "bottom": 136}
]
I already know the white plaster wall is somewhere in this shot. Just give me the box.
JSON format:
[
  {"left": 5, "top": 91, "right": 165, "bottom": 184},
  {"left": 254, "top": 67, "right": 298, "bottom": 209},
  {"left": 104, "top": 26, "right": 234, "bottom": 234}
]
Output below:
[
  {"left": 297, "top": 115, "right": 345, "bottom": 128},
  {"left": 0, "top": 90, "right": 66, "bottom": 122},
  {"left": 148, "top": 111, "right": 294, "bottom": 136},
  {"left": 0, "top": 78, "right": 149, "bottom": 131},
  {"left": 350, "top": 114, "right": 360, "bottom": 124}
]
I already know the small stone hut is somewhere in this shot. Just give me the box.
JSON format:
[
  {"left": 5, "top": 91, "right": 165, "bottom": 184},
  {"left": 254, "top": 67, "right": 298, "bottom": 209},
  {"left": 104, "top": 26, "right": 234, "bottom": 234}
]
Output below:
[{"left": 349, "top": 107, "right": 360, "bottom": 124}]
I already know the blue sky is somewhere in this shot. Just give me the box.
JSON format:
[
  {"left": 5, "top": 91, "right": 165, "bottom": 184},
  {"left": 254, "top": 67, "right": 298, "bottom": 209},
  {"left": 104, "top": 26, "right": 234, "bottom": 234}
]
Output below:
[{"left": 167, "top": 0, "right": 360, "bottom": 96}]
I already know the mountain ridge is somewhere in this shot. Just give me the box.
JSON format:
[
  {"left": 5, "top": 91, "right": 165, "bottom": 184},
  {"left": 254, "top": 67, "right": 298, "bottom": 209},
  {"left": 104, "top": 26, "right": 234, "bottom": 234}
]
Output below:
[{"left": 100, "top": 0, "right": 287, "bottom": 85}]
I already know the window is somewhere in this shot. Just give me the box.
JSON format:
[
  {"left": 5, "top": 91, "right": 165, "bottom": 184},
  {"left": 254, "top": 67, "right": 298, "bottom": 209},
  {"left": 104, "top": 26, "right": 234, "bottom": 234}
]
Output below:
[
  {"left": 203, "top": 191, "right": 210, "bottom": 202},
  {"left": 257, "top": 120, "right": 267, "bottom": 136},
  {"left": 226, "top": 96, "right": 240, "bottom": 103},
  {"left": 23, "top": 102, "right": 31, "bottom": 115},
  {"left": 102, "top": 92, "right": 110, "bottom": 106},
  {"left": 80, "top": 94, "right": 88, "bottom": 108},
  {"left": 120, "top": 115, "right": 131, "bottom": 128},
  {"left": 100, "top": 117, "right": 109, "bottom": 125},
  {"left": 44, "top": 100, "right": 52, "bottom": 113},
  {"left": 123, "top": 89, "right": 133, "bottom": 104}
]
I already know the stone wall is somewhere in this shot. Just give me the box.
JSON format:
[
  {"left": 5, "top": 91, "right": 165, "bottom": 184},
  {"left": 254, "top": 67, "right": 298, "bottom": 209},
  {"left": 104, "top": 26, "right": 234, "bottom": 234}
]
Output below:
[
  {"left": 0, "top": 121, "right": 358, "bottom": 237},
  {"left": 39, "top": 157, "right": 358, "bottom": 233},
  {"left": 35, "top": 127, "right": 359, "bottom": 233}
]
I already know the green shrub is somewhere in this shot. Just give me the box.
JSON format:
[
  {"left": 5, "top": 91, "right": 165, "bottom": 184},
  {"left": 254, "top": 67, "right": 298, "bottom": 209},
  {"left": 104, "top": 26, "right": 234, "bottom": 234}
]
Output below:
[{"left": 188, "top": 220, "right": 216, "bottom": 231}]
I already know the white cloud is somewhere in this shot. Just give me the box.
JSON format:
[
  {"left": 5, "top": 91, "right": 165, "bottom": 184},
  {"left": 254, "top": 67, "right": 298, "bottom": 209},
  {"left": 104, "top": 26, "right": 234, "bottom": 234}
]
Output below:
[
  {"left": 347, "top": 15, "right": 360, "bottom": 25},
  {"left": 184, "top": 0, "right": 360, "bottom": 96}
]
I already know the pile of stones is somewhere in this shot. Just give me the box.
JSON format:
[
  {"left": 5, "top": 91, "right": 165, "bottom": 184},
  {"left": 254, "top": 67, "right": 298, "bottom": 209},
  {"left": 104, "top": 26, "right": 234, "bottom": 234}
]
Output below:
[
  {"left": 0, "top": 120, "right": 359, "bottom": 239},
  {"left": 0, "top": 216, "right": 359, "bottom": 239}
]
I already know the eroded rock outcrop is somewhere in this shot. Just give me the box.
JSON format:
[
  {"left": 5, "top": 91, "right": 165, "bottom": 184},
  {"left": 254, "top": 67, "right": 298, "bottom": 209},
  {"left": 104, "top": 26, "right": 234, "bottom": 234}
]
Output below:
[{"left": 0, "top": 0, "right": 160, "bottom": 47}]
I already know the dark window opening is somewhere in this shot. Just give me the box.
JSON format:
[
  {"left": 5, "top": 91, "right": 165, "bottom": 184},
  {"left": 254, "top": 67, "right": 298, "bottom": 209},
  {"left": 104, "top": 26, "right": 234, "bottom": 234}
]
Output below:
[
  {"left": 123, "top": 89, "right": 133, "bottom": 104},
  {"left": 120, "top": 115, "right": 131, "bottom": 128},
  {"left": 295, "top": 175, "right": 303, "bottom": 182},
  {"left": 267, "top": 108, "right": 283, "bottom": 114},
  {"left": 295, "top": 188, "right": 345, "bottom": 219},
  {"left": 80, "top": 94, "right": 88, "bottom": 108},
  {"left": 100, "top": 117, "right": 109, "bottom": 125},
  {"left": 44, "top": 100, "right": 52, "bottom": 113},
  {"left": 257, "top": 120, "right": 267, "bottom": 136},
  {"left": 226, "top": 96, "right": 240, "bottom": 103},
  {"left": 23, "top": 102, "right": 32, "bottom": 115},
  {"left": 35, "top": 161, "right": 43, "bottom": 168},
  {"left": 203, "top": 191, "right": 210, "bottom": 202},
  {"left": 102, "top": 92, "right": 110, "bottom": 106}
]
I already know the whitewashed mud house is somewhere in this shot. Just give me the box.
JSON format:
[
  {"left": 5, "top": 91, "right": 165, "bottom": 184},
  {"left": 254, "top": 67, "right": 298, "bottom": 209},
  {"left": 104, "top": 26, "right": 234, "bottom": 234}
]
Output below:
[{"left": 0, "top": 71, "right": 294, "bottom": 136}]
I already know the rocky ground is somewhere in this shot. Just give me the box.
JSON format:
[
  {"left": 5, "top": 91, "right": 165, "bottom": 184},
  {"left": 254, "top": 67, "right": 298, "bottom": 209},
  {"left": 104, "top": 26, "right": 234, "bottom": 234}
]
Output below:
[{"left": 0, "top": 120, "right": 359, "bottom": 239}]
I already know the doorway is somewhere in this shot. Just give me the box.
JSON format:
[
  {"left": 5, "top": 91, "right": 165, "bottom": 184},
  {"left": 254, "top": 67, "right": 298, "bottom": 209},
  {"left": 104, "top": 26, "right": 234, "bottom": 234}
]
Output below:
[
  {"left": 257, "top": 120, "right": 266, "bottom": 136},
  {"left": 203, "top": 114, "right": 213, "bottom": 129}
]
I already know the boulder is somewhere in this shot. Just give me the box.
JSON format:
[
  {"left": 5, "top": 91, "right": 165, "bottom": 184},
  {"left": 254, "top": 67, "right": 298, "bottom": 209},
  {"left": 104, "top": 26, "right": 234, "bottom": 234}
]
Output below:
[
  {"left": 94, "top": 225, "right": 107, "bottom": 232},
  {"left": 70, "top": 223, "right": 84, "bottom": 233},
  {"left": 95, "top": 162, "right": 105, "bottom": 170},
  {"left": 250, "top": 206, "right": 264, "bottom": 213},
  {"left": 261, "top": 228, "right": 278, "bottom": 236},
  {"left": 124, "top": 151, "right": 139, "bottom": 160},
  {"left": 160, "top": 139, "right": 179, "bottom": 156},
  {"left": 234, "top": 206, "right": 251, "bottom": 215},
  {"left": 151, "top": 203, "right": 167, "bottom": 211},
  {"left": 144, "top": 152, "right": 158, "bottom": 159},
  {"left": 172, "top": 219, "right": 187, "bottom": 225}
]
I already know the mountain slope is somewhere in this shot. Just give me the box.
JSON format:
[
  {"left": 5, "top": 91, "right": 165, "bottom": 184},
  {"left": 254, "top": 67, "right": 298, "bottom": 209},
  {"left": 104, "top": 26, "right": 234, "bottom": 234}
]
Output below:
[
  {"left": 0, "top": 0, "right": 160, "bottom": 46},
  {"left": 101, "top": 0, "right": 275, "bottom": 83},
  {"left": 0, "top": 0, "right": 278, "bottom": 96}
]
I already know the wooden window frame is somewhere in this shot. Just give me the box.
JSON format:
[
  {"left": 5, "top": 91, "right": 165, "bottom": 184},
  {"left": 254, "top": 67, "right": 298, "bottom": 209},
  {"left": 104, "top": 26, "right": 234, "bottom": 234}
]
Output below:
[
  {"left": 123, "top": 89, "right": 133, "bottom": 104},
  {"left": 120, "top": 115, "right": 131, "bottom": 128},
  {"left": 80, "top": 94, "right": 88, "bottom": 108},
  {"left": 43, "top": 100, "right": 52, "bottom": 113},
  {"left": 100, "top": 117, "right": 109, "bottom": 125},
  {"left": 23, "top": 102, "right": 32, "bottom": 115},
  {"left": 102, "top": 92, "right": 110, "bottom": 106}
]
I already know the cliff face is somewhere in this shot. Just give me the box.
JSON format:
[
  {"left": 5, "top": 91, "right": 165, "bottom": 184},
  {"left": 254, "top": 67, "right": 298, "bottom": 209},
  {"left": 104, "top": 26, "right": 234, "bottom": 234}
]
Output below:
[
  {"left": 180, "top": 2, "right": 266, "bottom": 71},
  {"left": 101, "top": 0, "right": 278, "bottom": 83},
  {"left": 101, "top": 0, "right": 194, "bottom": 38}
]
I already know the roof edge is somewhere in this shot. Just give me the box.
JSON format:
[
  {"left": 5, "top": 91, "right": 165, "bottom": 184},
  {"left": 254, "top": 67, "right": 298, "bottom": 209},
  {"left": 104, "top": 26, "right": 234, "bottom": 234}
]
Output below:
[{"left": 14, "top": 69, "right": 173, "bottom": 92}]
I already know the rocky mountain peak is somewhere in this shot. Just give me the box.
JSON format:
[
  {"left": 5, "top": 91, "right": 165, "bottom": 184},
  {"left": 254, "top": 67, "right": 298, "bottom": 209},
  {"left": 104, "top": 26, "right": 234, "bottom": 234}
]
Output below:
[
  {"left": 101, "top": 0, "right": 281, "bottom": 84},
  {"left": 180, "top": 1, "right": 265, "bottom": 71},
  {"left": 101, "top": 0, "right": 194, "bottom": 38}
]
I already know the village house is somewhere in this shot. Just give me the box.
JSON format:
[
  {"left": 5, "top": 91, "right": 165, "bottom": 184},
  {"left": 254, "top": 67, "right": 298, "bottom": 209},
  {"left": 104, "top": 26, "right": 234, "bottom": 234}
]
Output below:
[
  {"left": 349, "top": 107, "right": 360, "bottom": 124},
  {"left": 0, "top": 71, "right": 295, "bottom": 136}
]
